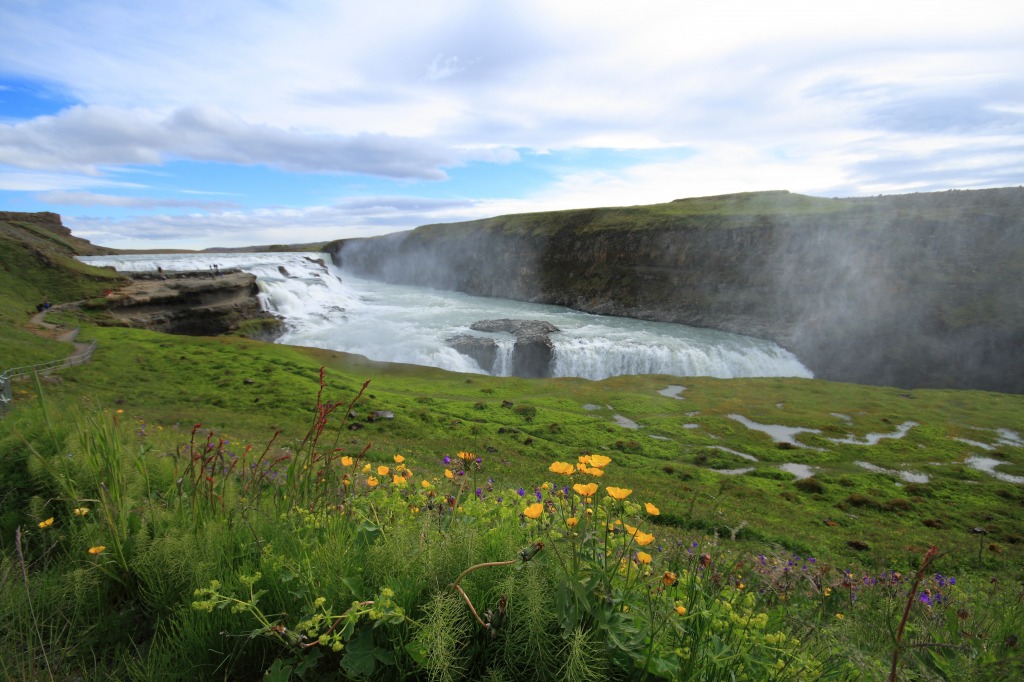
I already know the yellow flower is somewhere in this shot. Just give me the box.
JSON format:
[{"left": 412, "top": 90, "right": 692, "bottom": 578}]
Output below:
[
  {"left": 38, "top": 517, "right": 54, "bottom": 529},
  {"left": 444, "top": 469, "right": 454, "bottom": 479},
  {"left": 636, "top": 551, "right": 652, "bottom": 564},
  {"left": 541, "top": 482, "right": 550, "bottom": 490},
  {"left": 367, "top": 476, "right": 379, "bottom": 488},
  {"left": 824, "top": 587, "right": 832, "bottom": 597},
  {"left": 585, "top": 467, "right": 605, "bottom": 477},
  {"left": 634, "top": 531, "right": 655, "bottom": 547},
  {"left": 675, "top": 605, "right": 687, "bottom": 616},
  {"left": 377, "top": 465, "right": 390, "bottom": 477},
  {"left": 549, "top": 461, "right": 575, "bottom": 476},
  {"left": 115, "top": 409, "right": 124, "bottom": 414},
  {"left": 362, "top": 463, "right": 371, "bottom": 473},
  {"left": 578, "top": 454, "right": 592, "bottom": 465},
  {"left": 566, "top": 517, "right": 579, "bottom": 527},
  {"left": 624, "top": 523, "right": 638, "bottom": 536},
  {"left": 573, "top": 482, "right": 599, "bottom": 497},
  {"left": 392, "top": 475, "right": 407, "bottom": 487},
  {"left": 341, "top": 456, "right": 354, "bottom": 466},
  {"left": 421, "top": 479, "right": 432, "bottom": 489},
  {"left": 605, "top": 486, "right": 632, "bottom": 501},
  {"left": 738, "top": 583, "right": 745, "bottom": 590},
  {"left": 523, "top": 503, "right": 544, "bottom": 519},
  {"left": 588, "top": 454, "right": 612, "bottom": 468},
  {"left": 457, "top": 451, "right": 475, "bottom": 462},
  {"left": 73, "top": 507, "right": 90, "bottom": 516},
  {"left": 88, "top": 546, "right": 106, "bottom": 555},
  {"left": 645, "top": 502, "right": 660, "bottom": 515},
  {"left": 836, "top": 613, "right": 845, "bottom": 620},
  {"left": 662, "top": 571, "right": 678, "bottom": 586},
  {"left": 393, "top": 454, "right": 405, "bottom": 463}
]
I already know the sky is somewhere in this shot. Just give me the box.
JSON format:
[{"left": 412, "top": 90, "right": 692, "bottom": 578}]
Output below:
[{"left": 1, "top": 1, "right": 1022, "bottom": 250}]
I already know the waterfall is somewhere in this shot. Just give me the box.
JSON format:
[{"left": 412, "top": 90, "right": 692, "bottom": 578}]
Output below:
[{"left": 80, "top": 252, "right": 813, "bottom": 381}]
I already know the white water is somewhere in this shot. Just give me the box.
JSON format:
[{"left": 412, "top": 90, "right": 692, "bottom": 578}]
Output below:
[{"left": 80, "top": 252, "right": 814, "bottom": 381}]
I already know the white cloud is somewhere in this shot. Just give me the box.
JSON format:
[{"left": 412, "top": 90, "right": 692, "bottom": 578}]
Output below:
[
  {"left": 0, "top": 104, "right": 519, "bottom": 178},
  {"left": 0, "top": 0, "right": 1022, "bottom": 248},
  {"left": 36, "top": 190, "right": 238, "bottom": 210}
]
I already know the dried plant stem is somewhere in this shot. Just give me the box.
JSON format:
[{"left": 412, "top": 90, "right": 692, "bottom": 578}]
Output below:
[
  {"left": 452, "top": 557, "right": 523, "bottom": 629},
  {"left": 889, "top": 545, "right": 940, "bottom": 682}
]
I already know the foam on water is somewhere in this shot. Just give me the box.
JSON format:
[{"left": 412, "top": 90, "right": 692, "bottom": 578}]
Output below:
[{"left": 80, "top": 252, "right": 815, "bottom": 381}]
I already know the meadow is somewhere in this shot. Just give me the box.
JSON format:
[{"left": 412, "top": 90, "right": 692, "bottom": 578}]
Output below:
[
  {"left": 2, "top": 321, "right": 1023, "bottom": 680},
  {"left": 1, "top": 215, "right": 1023, "bottom": 679}
]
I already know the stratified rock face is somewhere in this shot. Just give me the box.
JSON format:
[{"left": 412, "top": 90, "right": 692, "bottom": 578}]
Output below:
[
  {"left": 105, "top": 270, "right": 282, "bottom": 337},
  {"left": 333, "top": 188, "right": 1024, "bottom": 393}
]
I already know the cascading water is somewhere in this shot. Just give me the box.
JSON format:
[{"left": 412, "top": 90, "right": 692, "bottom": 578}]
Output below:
[{"left": 79, "top": 252, "right": 813, "bottom": 381}]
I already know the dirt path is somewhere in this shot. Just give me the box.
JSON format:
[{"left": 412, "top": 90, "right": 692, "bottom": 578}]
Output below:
[{"left": 27, "top": 302, "right": 93, "bottom": 358}]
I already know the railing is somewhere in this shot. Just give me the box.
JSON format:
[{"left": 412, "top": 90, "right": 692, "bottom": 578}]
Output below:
[{"left": 0, "top": 336, "right": 97, "bottom": 410}]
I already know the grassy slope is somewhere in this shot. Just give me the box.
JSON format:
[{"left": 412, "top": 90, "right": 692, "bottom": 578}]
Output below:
[
  {"left": 3, "top": 212, "right": 1023, "bottom": 578},
  {"left": 31, "top": 323, "right": 1024, "bottom": 578},
  {"left": 0, "top": 215, "right": 123, "bottom": 367}
]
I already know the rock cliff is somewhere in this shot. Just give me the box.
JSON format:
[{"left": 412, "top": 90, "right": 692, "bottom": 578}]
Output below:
[
  {"left": 101, "top": 270, "right": 283, "bottom": 338},
  {"left": 331, "top": 189, "right": 1024, "bottom": 393}
]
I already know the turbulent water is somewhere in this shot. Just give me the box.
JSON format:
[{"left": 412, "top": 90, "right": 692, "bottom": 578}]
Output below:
[{"left": 80, "top": 252, "right": 813, "bottom": 381}]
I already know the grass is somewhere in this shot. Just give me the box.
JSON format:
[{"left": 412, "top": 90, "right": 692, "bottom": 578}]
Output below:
[
  {"left": 2, "top": 211, "right": 1024, "bottom": 678},
  {"left": 2, "top": 363, "right": 1022, "bottom": 679}
]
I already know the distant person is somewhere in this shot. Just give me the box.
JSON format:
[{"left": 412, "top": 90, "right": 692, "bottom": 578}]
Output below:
[
  {"left": 157, "top": 265, "right": 166, "bottom": 280},
  {"left": 214, "top": 264, "right": 220, "bottom": 277}
]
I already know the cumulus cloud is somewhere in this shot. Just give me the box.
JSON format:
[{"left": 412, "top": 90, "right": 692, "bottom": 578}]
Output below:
[
  {"left": 1, "top": 0, "right": 1023, "bottom": 248},
  {"left": 0, "top": 104, "right": 518, "bottom": 178}
]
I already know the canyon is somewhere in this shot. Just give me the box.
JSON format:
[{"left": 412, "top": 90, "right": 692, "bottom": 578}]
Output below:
[{"left": 330, "top": 188, "right": 1024, "bottom": 393}]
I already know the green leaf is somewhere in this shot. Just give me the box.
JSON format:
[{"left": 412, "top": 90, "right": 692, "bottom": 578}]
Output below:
[
  {"left": 263, "top": 658, "right": 293, "bottom": 682},
  {"left": 340, "top": 627, "right": 377, "bottom": 678},
  {"left": 293, "top": 648, "right": 322, "bottom": 677}
]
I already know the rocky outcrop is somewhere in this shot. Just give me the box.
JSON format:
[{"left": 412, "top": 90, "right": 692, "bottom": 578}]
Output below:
[
  {"left": 446, "top": 319, "right": 561, "bottom": 378},
  {"left": 333, "top": 188, "right": 1024, "bottom": 393},
  {"left": 102, "top": 270, "right": 283, "bottom": 338},
  {"left": 446, "top": 335, "right": 499, "bottom": 373}
]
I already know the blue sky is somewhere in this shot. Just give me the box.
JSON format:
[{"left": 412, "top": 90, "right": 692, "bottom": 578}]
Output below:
[{"left": 1, "top": 0, "right": 1022, "bottom": 250}]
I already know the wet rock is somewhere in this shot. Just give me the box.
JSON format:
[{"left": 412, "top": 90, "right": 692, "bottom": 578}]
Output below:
[
  {"left": 469, "top": 319, "right": 560, "bottom": 336},
  {"left": 461, "top": 319, "right": 561, "bottom": 379},
  {"left": 278, "top": 266, "right": 291, "bottom": 277},
  {"left": 367, "top": 410, "right": 394, "bottom": 422},
  {"left": 446, "top": 335, "right": 498, "bottom": 373}
]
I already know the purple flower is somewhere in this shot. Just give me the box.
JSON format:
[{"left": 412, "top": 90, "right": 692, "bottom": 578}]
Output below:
[
  {"left": 517, "top": 487, "right": 526, "bottom": 497},
  {"left": 535, "top": 491, "right": 542, "bottom": 501},
  {"left": 443, "top": 456, "right": 451, "bottom": 464}
]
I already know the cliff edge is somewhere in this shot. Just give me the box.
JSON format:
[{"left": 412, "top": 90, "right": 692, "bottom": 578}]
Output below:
[{"left": 331, "top": 188, "right": 1024, "bottom": 393}]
